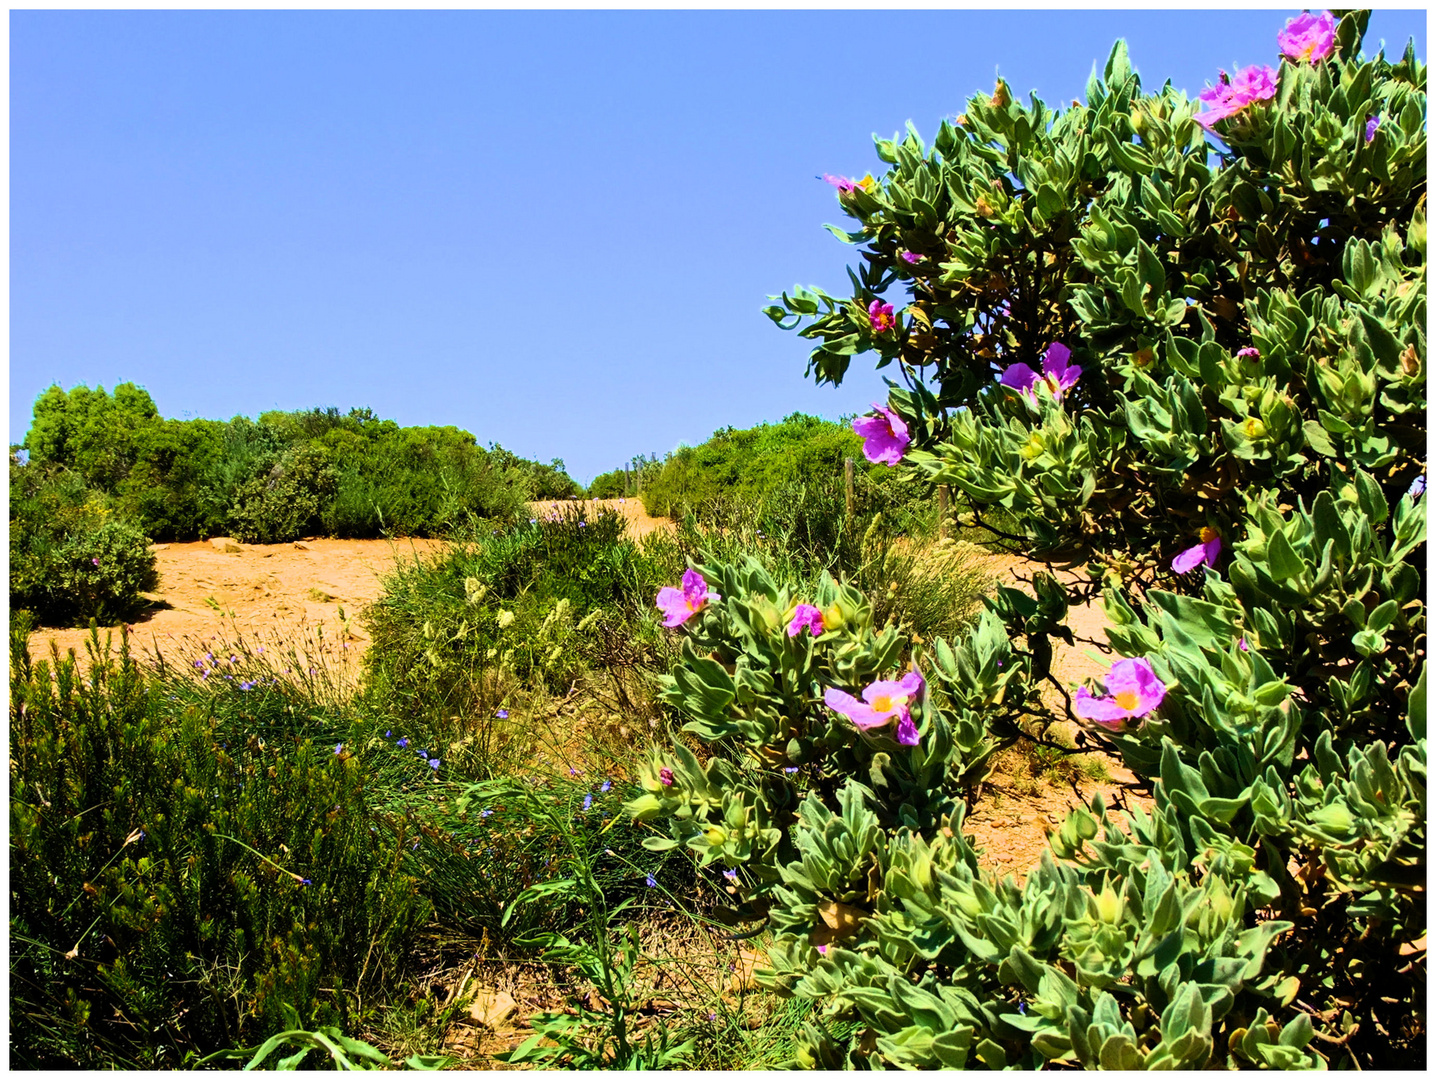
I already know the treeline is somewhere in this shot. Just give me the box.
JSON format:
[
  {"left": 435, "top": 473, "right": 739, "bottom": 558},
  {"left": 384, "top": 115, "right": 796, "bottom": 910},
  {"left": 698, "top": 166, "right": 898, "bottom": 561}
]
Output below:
[
  {"left": 19, "top": 383, "right": 580, "bottom": 543},
  {"left": 12, "top": 382, "right": 580, "bottom": 626}
]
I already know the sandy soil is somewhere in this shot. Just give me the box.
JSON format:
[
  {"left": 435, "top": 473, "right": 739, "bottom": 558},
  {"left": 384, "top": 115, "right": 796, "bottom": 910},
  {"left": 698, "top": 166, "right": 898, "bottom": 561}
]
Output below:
[
  {"left": 527, "top": 496, "right": 676, "bottom": 538},
  {"left": 23, "top": 535, "right": 449, "bottom": 671}
]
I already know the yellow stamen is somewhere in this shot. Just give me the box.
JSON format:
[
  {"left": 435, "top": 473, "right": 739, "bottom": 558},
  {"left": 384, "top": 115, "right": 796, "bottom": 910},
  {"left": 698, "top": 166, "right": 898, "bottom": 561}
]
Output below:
[
  {"left": 1114, "top": 691, "right": 1140, "bottom": 712},
  {"left": 870, "top": 695, "right": 893, "bottom": 712},
  {"left": 1199, "top": 526, "right": 1218, "bottom": 544}
]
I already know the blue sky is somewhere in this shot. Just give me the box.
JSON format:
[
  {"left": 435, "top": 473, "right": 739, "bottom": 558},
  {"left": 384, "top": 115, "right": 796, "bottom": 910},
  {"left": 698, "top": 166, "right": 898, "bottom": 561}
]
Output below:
[{"left": 11, "top": 9, "right": 1426, "bottom": 484}]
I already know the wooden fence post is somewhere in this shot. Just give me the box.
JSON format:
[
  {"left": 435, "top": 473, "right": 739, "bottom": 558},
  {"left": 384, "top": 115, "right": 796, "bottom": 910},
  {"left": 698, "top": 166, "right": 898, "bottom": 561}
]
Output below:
[
  {"left": 844, "top": 458, "right": 855, "bottom": 521},
  {"left": 937, "top": 484, "right": 950, "bottom": 540}
]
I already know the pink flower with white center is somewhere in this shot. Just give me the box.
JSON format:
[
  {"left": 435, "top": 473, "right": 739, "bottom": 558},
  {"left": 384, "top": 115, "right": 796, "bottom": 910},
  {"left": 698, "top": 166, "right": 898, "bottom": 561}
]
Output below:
[
  {"left": 1196, "top": 65, "right": 1278, "bottom": 129},
  {"left": 1074, "top": 658, "right": 1167, "bottom": 730},
  {"left": 852, "top": 404, "right": 910, "bottom": 466},
  {"left": 998, "top": 342, "right": 1081, "bottom": 402},
  {"left": 824, "top": 669, "right": 925, "bottom": 746},
  {"left": 868, "top": 299, "right": 897, "bottom": 334},
  {"left": 787, "top": 604, "right": 825, "bottom": 638},
  {"left": 1172, "top": 526, "right": 1223, "bottom": 573},
  {"left": 1278, "top": 10, "right": 1336, "bottom": 64},
  {"left": 655, "top": 569, "right": 719, "bottom": 627}
]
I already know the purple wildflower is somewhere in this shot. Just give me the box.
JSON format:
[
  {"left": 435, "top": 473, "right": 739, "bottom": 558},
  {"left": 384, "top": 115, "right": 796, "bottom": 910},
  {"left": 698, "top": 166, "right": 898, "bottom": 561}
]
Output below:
[
  {"left": 1366, "top": 115, "right": 1380, "bottom": 143},
  {"left": 1278, "top": 10, "right": 1336, "bottom": 64},
  {"left": 397, "top": 737, "right": 409, "bottom": 749},
  {"left": 900, "top": 251, "right": 924, "bottom": 264},
  {"left": 334, "top": 743, "right": 343, "bottom": 755},
  {"left": 1196, "top": 65, "right": 1278, "bottom": 129},
  {"left": 868, "top": 299, "right": 897, "bottom": 334},
  {"left": 1239, "top": 637, "right": 1250, "bottom": 652},
  {"left": 496, "top": 709, "right": 509, "bottom": 719},
  {"left": 600, "top": 780, "right": 612, "bottom": 793},
  {"left": 825, "top": 669, "right": 925, "bottom": 744},
  {"left": 646, "top": 873, "right": 658, "bottom": 888},
  {"left": 583, "top": 794, "right": 593, "bottom": 810},
  {"left": 999, "top": 342, "right": 1081, "bottom": 402},
  {"left": 659, "top": 767, "right": 675, "bottom": 787},
  {"left": 852, "top": 404, "right": 911, "bottom": 466},
  {"left": 1172, "top": 527, "right": 1223, "bottom": 574},
  {"left": 656, "top": 569, "right": 719, "bottom": 627},
  {"left": 1073, "top": 658, "right": 1167, "bottom": 729},
  {"left": 429, "top": 758, "right": 440, "bottom": 770},
  {"left": 91, "top": 557, "right": 101, "bottom": 566},
  {"left": 787, "top": 603, "right": 825, "bottom": 638}
]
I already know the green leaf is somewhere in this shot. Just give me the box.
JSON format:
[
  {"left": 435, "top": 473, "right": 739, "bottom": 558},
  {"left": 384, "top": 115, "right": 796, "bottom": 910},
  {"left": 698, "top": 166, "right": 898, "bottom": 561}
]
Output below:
[
  {"left": 1408, "top": 663, "right": 1426, "bottom": 741},
  {"left": 1265, "top": 529, "right": 1305, "bottom": 582}
]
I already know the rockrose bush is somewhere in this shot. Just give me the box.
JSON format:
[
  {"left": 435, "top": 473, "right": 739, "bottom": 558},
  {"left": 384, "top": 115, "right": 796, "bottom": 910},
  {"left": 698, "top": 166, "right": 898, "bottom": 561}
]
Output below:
[{"left": 632, "top": 10, "right": 1425, "bottom": 1069}]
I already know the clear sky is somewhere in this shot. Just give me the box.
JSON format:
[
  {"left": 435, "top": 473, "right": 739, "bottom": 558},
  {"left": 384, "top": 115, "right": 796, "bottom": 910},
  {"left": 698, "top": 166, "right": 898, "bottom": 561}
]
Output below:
[{"left": 11, "top": 8, "right": 1426, "bottom": 485}]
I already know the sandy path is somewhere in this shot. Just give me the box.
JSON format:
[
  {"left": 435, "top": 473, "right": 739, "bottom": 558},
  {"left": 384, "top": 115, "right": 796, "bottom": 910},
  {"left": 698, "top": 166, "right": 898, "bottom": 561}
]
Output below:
[
  {"left": 23, "top": 536, "right": 449, "bottom": 670},
  {"left": 527, "top": 497, "right": 675, "bottom": 538}
]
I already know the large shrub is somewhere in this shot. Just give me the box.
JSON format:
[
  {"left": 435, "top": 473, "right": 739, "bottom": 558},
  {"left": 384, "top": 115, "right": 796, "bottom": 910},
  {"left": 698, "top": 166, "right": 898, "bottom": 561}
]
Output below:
[
  {"left": 9, "top": 456, "right": 159, "bottom": 627},
  {"left": 636, "top": 11, "right": 1425, "bottom": 1069}
]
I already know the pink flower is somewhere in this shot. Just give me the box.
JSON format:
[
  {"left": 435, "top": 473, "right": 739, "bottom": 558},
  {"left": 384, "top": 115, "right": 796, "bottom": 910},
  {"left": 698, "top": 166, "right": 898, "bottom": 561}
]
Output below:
[
  {"left": 1074, "top": 658, "right": 1167, "bottom": 729},
  {"left": 659, "top": 767, "right": 675, "bottom": 787},
  {"left": 1236, "top": 346, "right": 1260, "bottom": 360},
  {"left": 998, "top": 342, "right": 1081, "bottom": 401},
  {"left": 1239, "top": 637, "right": 1251, "bottom": 652},
  {"left": 1278, "top": 10, "right": 1336, "bottom": 64},
  {"left": 1196, "top": 65, "right": 1278, "bottom": 129},
  {"left": 823, "top": 173, "right": 859, "bottom": 192},
  {"left": 1172, "top": 527, "right": 1223, "bottom": 573},
  {"left": 655, "top": 568, "right": 719, "bottom": 627},
  {"left": 816, "top": 944, "right": 829, "bottom": 955},
  {"left": 824, "top": 669, "right": 924, "bottom": 745},
  {"left": 1366, "top": 115, "right": 1380, "bottom": 143},
  {"left": 787, "top": 604, "right": 825, "bottom": 638},
  {"left": 900, "top": 251, "right": 924, "bottom": 264},
  {"left": 852, "top": 404, "right": 910, "bottom": 466},
  {"left": 868, "top": 299, "right": 897, "bottom": 334}
]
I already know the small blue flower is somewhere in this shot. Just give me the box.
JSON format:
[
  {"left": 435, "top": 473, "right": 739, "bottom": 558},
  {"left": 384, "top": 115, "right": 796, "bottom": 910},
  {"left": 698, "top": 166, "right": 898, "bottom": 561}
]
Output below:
[
  {"left": 583, "top": 794, "right": 593, "bottom": 810},
  {"left": 299, "top": 878, "right": 312, "bottom": 887},
  {"left": 496, "top": 709, "right": 509, "bottom": 719},
  {"left": 385, "top": 729, "right": 392, "bottom": 738},
  {"left": 429, "top": 759, "right": 440, "bottom": 770},
  {"left": 723, "top": 868, "right": 738, "bottom": 881},
  {"left": 397, "top": 738, "right": 409, "bottom": 749},
  {"left": 334, "top": 743, "right": 343, "bottom": 755},
  {"left": 783, "top": 766, "right": 798, "bottom": 774},
  {"left": 481, "top": 809, "right": 493, "bottom": 818},
  {"left": 646, "top": 873, "right": 657, "bottom": 888},
  {"left": 600, "top": 780, "right": 612, "bottom": 793}
]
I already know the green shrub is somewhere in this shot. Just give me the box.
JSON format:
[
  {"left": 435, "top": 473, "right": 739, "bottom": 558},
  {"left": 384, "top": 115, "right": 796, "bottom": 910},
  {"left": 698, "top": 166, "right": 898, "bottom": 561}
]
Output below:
[
  {"left": 9, "top": 619, "right": 430, "bottom": 1069},
  {"left": 230, "top": 442, "right": 340, "bottom": 543},
  {"left": 640, "top": 10, "right": 1425, "bottom": 1069},
  {"left": 586, "top": 469, "right": 629, "bottom": 498},
  {"left": 9, "top": 457, "right": 159, "bottom": 627}
]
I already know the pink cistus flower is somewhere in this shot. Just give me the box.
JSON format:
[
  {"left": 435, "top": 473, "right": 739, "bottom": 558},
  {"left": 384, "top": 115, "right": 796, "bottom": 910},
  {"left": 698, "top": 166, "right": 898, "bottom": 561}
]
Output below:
[
  {"left": 999, "top": 342, "right": 1081, "bottom": 402},
  {"left": 900, "top": 251, "right": 925, "bottom": 264},
  {"left": 1074, "top": 658, "right": 1167, "bottom": 730},
  {"left": 852, "top": 404, "right": 911, "bottom": 466},
  {"left": 868, "top": 299, "right": 897, "bottom": 334},
  {"left": 1278, "top": 10, "right": 1336, "bottom": 64},
  {"left": 1236, "top": 346, "right": 1261, "bottom": 360},
  {"left": 1172, "top": 526, "right": 1223, "bottom": 573},
  {"left": 655, "top": 568, "right": 719, "bottom": 627},
  {"left": 1196, "top": 65, "right": 1278, "bottom": 129},
  {"left": 823, "top": 173, "right": 859, "bottom": 192},
  {"left": 787, "top": 603, "right": 825, "bottom": 638},
  {"left": 824, "top": 669, "right": 925, "bottom": 746},
  {"left": 1366, "top": 115, "right": 1380, "bottom": 143}
]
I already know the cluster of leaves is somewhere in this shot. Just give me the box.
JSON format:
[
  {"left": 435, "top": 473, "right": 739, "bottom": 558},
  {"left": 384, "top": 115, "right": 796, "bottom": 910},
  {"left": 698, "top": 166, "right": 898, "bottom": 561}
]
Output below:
[
  {"left": 8, "top": 618, "right": 431, "bottom": 1069},
  {"left": 20, "top": 387, "right": 578, "bottom": 542},
  {"left": 637, "top": 10, "right": 1426, "bottom": 1069},
  {"left": 9, "top": 455, "right": 159, "bottom": 626}
]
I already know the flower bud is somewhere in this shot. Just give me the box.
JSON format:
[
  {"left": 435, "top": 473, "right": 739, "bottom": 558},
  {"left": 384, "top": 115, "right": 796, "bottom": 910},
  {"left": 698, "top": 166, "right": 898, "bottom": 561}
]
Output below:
[{"left": 1094, "top": 885, "right": 1124, "bottom": 924}]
